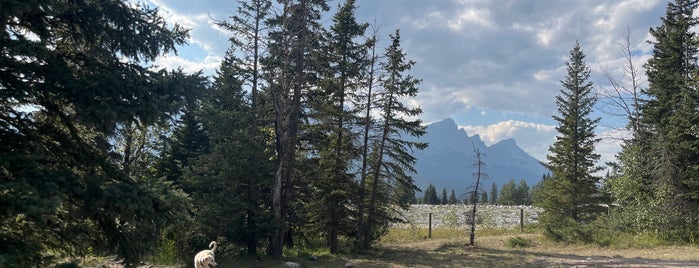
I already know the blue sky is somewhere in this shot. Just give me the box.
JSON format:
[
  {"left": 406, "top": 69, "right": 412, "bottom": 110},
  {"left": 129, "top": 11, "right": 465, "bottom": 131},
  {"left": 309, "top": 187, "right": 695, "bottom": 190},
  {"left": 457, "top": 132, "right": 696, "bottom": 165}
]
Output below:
[{"left": 143, "top": 0, "right": 670, "bottom": 163}]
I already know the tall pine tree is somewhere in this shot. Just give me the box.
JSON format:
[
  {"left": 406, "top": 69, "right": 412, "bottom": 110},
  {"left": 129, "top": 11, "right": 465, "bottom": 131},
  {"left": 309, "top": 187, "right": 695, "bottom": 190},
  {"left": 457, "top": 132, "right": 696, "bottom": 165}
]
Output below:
[
  {"left": 264, "top": 0, "right": 329, "bottom": 257},
  {"left": 305, "top": 0, "right": 369, "bottom": 253},
  {"left": 540, "top": 42, "right": 602, "bottom": 242},
  {"left": 637, "top": 0, "right": 699, "bottom": 240},
  {"left": 363, "top": 30, "right": 427, "bottom": 249}
]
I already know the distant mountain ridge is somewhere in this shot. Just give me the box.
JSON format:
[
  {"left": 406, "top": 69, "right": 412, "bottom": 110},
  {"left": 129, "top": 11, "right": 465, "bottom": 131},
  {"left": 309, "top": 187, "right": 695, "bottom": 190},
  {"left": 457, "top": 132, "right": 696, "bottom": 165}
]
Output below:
[{"left": 411, "top": 118, "right": 548, "bottom": 198}]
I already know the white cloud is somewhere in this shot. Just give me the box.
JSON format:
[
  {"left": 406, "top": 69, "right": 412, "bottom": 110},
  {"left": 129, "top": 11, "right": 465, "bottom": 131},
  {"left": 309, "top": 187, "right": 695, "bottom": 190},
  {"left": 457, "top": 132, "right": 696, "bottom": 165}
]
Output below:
[
  {"left": 448, "top": 6, "right": 495, "bottom": 31},
  {"left": 596, "top": 128, "right": 631, "bottom": 165},
  {"left": 145, "top": 0, "right": 230, "bottom": 66},
  {"left": 153, "top": 53, "right": 222, "bottom": 76},
  {"left": 459, "top": 120, "right": 626, "bottom": 167},
  {"left": 460, "top": 120, "right": 556, "bottom": 161}
]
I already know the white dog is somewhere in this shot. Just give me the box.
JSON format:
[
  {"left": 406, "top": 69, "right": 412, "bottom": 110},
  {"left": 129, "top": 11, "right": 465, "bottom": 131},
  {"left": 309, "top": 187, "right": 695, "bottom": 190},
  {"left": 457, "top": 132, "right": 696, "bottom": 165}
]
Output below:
[{"left": 194, "top": 241, "right": 217, "bottom": 268}]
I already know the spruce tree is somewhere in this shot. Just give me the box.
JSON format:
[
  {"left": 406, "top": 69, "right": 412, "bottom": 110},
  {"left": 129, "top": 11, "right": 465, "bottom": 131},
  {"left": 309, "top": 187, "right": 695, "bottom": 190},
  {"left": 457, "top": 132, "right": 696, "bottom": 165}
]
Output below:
[
  {"left": 306, "top": 0, "right": 368, "bottom": 253},
  {"left": 362, "top": 29, "right": 427, "bottom": 249},
  {"left": 422, "top": 184, "right": 439, "bottom": 204},
  {"left": 211, "top": 0, "right": 277, "bottom": 256},
  {"left": 480, "top": 191, "right": 488, "bottom": 204},
  {"left": 356, "top": 27, "right": 379, "bottom": 252},
  {"left": 449, "top": 190, "right": 459, "bottom": 204},
  {"left": 637, "top": 0, "right": 699, "bottom": 239},
  {"left": 0, "top": 1, "right": 189, "bottom": 266},
  {"left": 541, "top": 42, "right": 602, "bottom": 242},
  {"left": 441, "top": 188, "right": 449, "bottom": 205},
  {"left": 263, "top": 0, "right": 328, "bottom": 256},
  {"left": 515, "top": 180, "right": 532, "bottom": 205},
  {"left": 498, "top": 179, "right": 517, "bottom": 206},
  {"left": 489, "top": 183, "right": 498, "bottom": 205}
]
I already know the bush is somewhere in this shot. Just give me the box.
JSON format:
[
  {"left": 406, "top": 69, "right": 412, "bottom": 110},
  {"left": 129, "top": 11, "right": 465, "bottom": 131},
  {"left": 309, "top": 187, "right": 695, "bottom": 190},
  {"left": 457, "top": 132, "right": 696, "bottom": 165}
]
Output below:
[
  {"left": 505, "top": 236, "right": 532, "bottom": 248},
  {"left": 149, "top": 234, "right": 179, "bottom": 265}
]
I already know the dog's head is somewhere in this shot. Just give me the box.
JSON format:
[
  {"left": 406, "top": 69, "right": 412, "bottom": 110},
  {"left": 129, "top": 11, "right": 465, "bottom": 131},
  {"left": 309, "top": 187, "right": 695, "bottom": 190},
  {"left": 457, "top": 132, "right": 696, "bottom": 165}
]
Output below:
[{"left": 199, "top": 255, "right": 217, "bottom": 268}]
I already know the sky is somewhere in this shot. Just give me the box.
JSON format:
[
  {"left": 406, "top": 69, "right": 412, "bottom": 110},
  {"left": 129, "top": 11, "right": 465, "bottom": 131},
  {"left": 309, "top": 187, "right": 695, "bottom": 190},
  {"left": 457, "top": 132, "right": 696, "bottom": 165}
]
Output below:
[{"left": 142, "top": 0, "right": 671, "bottom": 164}]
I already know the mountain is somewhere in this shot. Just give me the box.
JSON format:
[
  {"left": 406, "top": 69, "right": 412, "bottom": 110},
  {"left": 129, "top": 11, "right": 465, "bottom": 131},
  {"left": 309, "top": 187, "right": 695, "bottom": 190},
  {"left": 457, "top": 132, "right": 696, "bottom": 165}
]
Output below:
[{"left": 411, "top": 118, "right": 548, "bottom": 198}]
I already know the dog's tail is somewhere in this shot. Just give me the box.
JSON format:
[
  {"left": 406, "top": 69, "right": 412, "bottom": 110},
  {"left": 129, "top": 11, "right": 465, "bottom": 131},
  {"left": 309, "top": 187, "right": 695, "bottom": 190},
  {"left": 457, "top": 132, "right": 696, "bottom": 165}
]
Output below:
[{"left": 209, "top": 241, "right": 217, "bottom": 252}]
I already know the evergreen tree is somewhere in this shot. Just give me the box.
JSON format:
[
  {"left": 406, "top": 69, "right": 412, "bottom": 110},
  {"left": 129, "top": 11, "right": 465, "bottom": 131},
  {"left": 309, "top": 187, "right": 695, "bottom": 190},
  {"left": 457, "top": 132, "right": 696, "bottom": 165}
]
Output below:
[
  {"left": 540, "top": 42, "right": 602, "bottom": 242},
  {"left": 441, "top": 188, "right": 449, "bottom": 205},
  {"left": 635, "top": 0, "right": 699, "bottom": 240},
  {"left": 193, "top": 47, "right": 275, "bottom": 257},
  {"left": 396, "top": 187, "right": 417, "bottom": 204},
  {"left": 480, "top": 191, "right": 488, "bottom": 204},
  {"left": 157, "top": 72, "right": 210, "bottom": 190},
  {"left": 498, "top": 179, "right": 517, "bottom": 206},
  {"left": 422, "top": 184, "right": 439, "bottom": 204},
  {"left": 515, "top": 180, "right": 532, "bottom": 205},
  {"left": 0, "top": 1, "right": 189, "bottom": 266},
  {"left": 362, "top": 29, "right": 427, "bottom": 250},
  {"left": 449, "top": 190, "right": 459, "bottom": 204},
  {"left": 489, "top": 183, "right": 498, "bottom": 205},
  {"left": 154, "top": 73, "right": 211, "bottom": 263},
  {"left": 305, "top": 0, "right": 369, "bottom": 253},
  {"left": 356, "top": 27, "right": 380, "bottom": 252},
  {"left": 263, "top": 0, "right": 328, "bottom": 257},
  {"left": 465, "top": 191, "right": 478, "bottom": 205}
]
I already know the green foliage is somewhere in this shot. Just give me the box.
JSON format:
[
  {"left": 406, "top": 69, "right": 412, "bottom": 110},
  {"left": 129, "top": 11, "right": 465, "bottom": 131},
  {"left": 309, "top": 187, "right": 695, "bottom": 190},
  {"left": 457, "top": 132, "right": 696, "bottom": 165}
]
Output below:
[
  {"left": 3, "top": 0, "right": 433, "bottom": 263},
  {"left": 498, "top": 179, "right": 531, "bottom": 205},
  {"left": 422, "top": 184, "right": 440, "bottom": 204},
  {"left": 489, "top": 183, "right": 498, "bottom": 205},
  {"left": 149, "top": 234, "right": 179, "bottom": 265},
  {"left": 361, "top": 29, "right": 428, "bottom": 250},
  {"left": 505, "top": 236, "right": 533, "bottom": 248},
  {"left": 480, "top": 191, "right": 488, "bottom": 204},
  {"left": 499, "top": 180, "right": 517, "bottom": 205},
  {"left": 441, "top": 188, "right": 449, "bottom": 205},
  {"left": 449, "top": 190, "right": 459, "bottom": 204},
  {"left": 628, "top": 0, "right": 699, "bottom": 242},
  {"left": 441, "top": 208, "right": 460, "bottom": 228},
  {"left": 540, "top": 42, "right": 603, "bottom": 242},
  {"left": 0, "top": 0, "right": 189, "bottom": 266}
]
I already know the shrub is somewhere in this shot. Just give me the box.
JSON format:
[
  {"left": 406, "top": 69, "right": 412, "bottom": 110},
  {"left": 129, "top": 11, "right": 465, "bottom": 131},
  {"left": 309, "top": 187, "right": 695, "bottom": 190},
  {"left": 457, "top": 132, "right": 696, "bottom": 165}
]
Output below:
[
  {"left": 149, "top": 235, "right": 179, "bottom": 265},
  {"left": 505, "top": 236, "right": 532, "bottom": 248}
]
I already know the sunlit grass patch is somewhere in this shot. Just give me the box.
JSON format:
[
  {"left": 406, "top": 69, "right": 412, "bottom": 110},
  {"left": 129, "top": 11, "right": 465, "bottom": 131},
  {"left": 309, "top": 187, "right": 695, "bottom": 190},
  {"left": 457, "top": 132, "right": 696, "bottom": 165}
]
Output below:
[{"left": 380, "top": 227, "right": 468, "bottom": 243}]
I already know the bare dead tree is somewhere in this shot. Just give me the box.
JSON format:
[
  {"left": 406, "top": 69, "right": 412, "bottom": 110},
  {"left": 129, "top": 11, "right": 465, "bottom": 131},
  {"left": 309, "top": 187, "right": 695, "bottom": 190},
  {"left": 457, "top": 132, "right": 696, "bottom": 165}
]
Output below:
[
  {"left": 598, "top": 27, "right": 644, "bottom": 138},
  {"left": 468, "top": 147, "right": 488, "bottom": 247}
]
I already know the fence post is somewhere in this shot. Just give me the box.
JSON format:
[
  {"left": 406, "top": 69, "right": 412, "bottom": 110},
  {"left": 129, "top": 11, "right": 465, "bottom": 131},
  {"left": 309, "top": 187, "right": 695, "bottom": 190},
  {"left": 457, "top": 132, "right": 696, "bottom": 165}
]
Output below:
[
  {"left": 520, "top": 208, "right": 524, "bottom": 233},
  {"left": 428, "top": 213, "right": 432, "bottom": 239}
]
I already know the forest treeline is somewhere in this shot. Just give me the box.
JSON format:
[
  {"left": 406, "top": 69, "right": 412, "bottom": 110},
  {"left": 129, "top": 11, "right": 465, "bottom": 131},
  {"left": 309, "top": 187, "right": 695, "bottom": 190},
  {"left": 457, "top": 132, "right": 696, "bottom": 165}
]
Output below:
[
  {"left": 1, "top": 0, "right": 427, "bottom": 266},
  {"left": 418, "top": 180, "right": 533, "bottom": 206}
]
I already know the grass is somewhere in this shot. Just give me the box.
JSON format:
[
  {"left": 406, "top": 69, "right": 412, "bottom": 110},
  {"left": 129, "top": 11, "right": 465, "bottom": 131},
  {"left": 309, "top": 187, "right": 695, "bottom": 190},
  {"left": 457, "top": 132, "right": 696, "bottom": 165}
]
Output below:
[
  {"left": 74, "top": 227, "right": 699, "bottom": 267},
  {"left": 380, "top": 225, "right": 537, "bottom": 243},
  {"left": 505, "top": 236, "right": 533, "bottom": 248}
]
